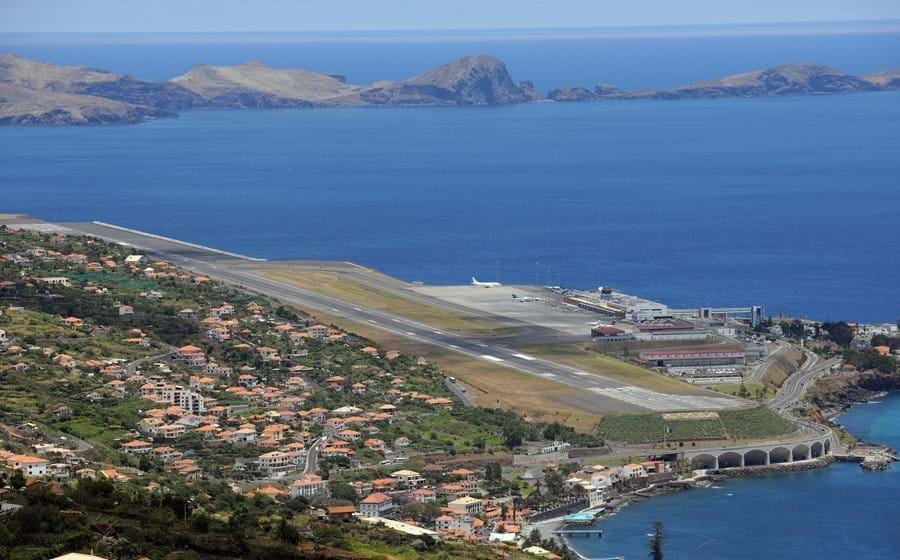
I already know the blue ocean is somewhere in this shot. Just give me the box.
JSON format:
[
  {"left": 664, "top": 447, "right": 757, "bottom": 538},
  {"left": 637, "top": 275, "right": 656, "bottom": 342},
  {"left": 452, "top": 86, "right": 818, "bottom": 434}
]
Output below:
[{"left": 1, "top": 26, "right": 899, "bottom": 323}]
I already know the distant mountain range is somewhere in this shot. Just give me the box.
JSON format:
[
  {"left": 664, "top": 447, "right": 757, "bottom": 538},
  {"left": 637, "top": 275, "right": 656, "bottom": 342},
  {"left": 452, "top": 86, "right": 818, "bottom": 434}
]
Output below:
[{"left": 0, "top": 53, "right": 897, "bottom": 125}]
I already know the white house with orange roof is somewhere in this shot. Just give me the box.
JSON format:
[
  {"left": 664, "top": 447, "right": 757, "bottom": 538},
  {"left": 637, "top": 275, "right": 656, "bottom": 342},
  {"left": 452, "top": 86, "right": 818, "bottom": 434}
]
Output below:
[
  {"left": 177, "top": 345, "right": 206, "bottom": 367},
  {"left": 121, "top": 440, "right": 153, "bottom": 454},
  {"left": 258, "top": 450, "right": 301, "bottom": 475},
  {"left": 6, "top": 454, "right": 49, "bottom": 476},
  {"left": 360, "top": 492, "right": 393, "bottom": 518},
  {"left": 290, "top": 473, "right": 327, "bottom": 498},
  {"left": 306, "top": 324, "right": 329, "bottom": 338},
  {"left": 391, "top": 469, "right": 424, "bottom": 488}
]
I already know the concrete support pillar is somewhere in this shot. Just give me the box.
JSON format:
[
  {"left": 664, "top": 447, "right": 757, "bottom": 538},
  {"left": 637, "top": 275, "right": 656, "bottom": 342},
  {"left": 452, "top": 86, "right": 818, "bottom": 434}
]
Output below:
[
  {"left": 714, "top": 457, "right": 719, "bottom": 470},
  {"left": 765, "top": 451, "right": 770, "bottom": 465},
  {"left": 740, "top": 454, "right": 745, "bottom": 467}
]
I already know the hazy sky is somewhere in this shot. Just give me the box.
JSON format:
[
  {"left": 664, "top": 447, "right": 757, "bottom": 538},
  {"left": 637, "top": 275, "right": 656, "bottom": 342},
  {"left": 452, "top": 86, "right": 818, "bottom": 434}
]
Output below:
[{"left": 2, "top": 0, "right": 899, "bottom": 33}]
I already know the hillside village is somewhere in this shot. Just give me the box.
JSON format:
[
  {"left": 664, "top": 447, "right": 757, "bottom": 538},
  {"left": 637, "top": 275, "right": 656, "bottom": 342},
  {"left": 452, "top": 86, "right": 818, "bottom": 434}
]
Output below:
[{"left": 0, "top": 226, "right": 689, "bottom": 560}]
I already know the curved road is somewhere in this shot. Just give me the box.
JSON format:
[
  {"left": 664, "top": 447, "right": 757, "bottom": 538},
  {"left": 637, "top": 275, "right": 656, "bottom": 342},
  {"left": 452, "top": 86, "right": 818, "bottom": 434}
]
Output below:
[{"left": 768, "top": 349, "right": 841, "bottom": 411}]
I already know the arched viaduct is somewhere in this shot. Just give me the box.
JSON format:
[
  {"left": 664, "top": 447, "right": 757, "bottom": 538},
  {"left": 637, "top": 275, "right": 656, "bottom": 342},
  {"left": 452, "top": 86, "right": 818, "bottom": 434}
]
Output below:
[{"left": 681, "top": 429, "right": 832, "bottom": 470}]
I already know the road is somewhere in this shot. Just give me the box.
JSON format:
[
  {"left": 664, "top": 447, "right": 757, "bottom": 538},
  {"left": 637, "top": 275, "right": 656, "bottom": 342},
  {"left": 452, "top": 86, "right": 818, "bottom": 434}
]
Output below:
[
  {"left": 42, "top": 220, "right": 743, "bottom": 414},
  {"left": 443, "top": 377, "right": 476, "bottom": 407},
  {"left": 304, "top": 437, "right": 322, "bottom": 475},
  {"left": 746, "top": 340, "right": 787, "bottom": 384},
  {"left": 767, "top": 349, "right": 842, "bottom": 411}
]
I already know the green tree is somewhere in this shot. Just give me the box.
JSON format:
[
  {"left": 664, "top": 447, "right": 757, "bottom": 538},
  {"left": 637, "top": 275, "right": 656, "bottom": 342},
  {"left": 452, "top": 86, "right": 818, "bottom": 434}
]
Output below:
[
  {"left": 544, "top": 470, "right": 564, "bottom": 497},
  {"left": 190, "top": 510, "right": 210, "bottom": 532},
  {"left": 328, "top": 481, "right": 357, "bottom": 502},
  {"left": 485, "top": 462, "right": 502, "bottom": 483},
  {"left": 823, "top": 322, "right": 854, "bottom": 347},
  {"left": 649, "top": 520, "right": 664, "bottom": 560},
  {"left": 10, "top": 470, "right": 25, "bottom": 490},
  {"left": 276, "top": 517, "right": 300, "bottom": 545}
]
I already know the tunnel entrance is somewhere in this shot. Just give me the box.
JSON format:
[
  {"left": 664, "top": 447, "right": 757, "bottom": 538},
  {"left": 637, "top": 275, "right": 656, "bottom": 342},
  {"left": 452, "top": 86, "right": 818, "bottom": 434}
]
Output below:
[
  {"left": 792, "top": 444, "right": 810, "bottom": 461},
  {"left": 769, "top": 447, "right": 792, "bottom": 464},
  {"left": 744, "top": 449, "right": 768, "bottom": 466},
  {"left": 691, "top": 454, "right": 717, "bottom": 470},
  {"left": 718, "top": 452, "right": 743, "bottom": 468}
]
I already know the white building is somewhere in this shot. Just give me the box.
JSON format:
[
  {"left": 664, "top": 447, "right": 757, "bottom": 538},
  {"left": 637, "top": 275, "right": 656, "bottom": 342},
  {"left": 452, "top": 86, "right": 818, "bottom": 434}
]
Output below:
[
  {"left": 258, "top": 451, "right": 301, "bottom": 475},
  {"left": 360, "top": 492, "right": 393, "bottom": 518},
  {"left": 7, "top": 455, "right": 50, "bottom": 477},
  {"left": 290, "top": 474, "right": 327, "bottom": 498},
  {"left": 168, "top": 386, "right": 206, "bottom": 414}
]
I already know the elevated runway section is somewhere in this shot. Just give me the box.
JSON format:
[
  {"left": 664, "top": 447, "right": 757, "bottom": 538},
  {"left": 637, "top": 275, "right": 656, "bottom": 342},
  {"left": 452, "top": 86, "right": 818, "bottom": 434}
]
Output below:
[{"left": 11, "top": 218, "right": 746, "bottom": 415}]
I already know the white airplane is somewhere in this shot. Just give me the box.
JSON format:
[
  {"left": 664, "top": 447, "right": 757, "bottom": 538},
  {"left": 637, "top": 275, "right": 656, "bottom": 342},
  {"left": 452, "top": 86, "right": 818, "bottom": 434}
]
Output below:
[
  {"left": 471, "top": 277, "right": 501, "bottom": 288},
  {"left": 512, "top": 294, "right": 541, "bottom": 302}
]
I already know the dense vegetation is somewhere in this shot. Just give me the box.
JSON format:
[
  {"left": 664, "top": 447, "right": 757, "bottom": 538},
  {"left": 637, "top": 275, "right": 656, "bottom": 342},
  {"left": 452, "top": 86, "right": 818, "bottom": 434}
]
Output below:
[{"left": 0, "top": 478, "right": 537, "bottom": 560}]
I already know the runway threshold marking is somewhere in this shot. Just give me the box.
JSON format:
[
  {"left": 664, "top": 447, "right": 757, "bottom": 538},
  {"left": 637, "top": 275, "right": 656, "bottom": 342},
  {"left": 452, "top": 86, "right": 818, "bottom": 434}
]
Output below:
[
  {"left": 481, "top": 355, "right": 504, "bottom": 363},
  {"left": 512, "top": 353, "right": 536, "bottom": 361}
]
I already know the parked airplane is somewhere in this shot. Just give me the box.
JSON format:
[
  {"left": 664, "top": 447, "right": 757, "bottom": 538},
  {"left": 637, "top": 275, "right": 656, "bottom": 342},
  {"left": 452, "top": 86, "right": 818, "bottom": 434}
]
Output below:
[
  {"left": 471, "top": 277, "right": 501, "bottom": 288},
  {"left": 512, "top": 294, "right": 541, "bottom": 302}
]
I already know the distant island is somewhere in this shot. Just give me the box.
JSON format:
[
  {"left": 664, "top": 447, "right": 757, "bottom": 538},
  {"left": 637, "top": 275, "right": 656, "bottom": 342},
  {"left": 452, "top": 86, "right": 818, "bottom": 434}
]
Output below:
[
  {"left": 548, "top": 64, "right": 900, "bottom": 102},
  {"left": 1, "top": 53, "right": 897, "bottom": 125}
]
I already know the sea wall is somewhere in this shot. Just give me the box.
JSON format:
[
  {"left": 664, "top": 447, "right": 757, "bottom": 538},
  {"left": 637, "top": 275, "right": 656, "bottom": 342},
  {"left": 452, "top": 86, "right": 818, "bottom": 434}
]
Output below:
[{"left": 711, "top": 456, "right": 834, "bottom": 479}]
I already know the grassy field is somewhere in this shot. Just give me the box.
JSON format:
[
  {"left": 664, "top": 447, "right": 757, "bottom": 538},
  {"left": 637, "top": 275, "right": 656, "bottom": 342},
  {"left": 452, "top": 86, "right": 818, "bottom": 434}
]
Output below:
[
  {"left": 762, "top": 345, "right": 805, "bottom": 390},
  {"left": 255, "top": 269, "right": 509, "bottom": 335},
  {"left": 598, "top": 406, "right": 796, "bottom": 444},
  {"left": 520, "top": 343, "right": 710, "bottom": 395},
  {"left": 301, "top": 308, "right": 603, "bottom": 432},
  {"left": 708, "top": 381, "right": 774, "bottom": 399}
]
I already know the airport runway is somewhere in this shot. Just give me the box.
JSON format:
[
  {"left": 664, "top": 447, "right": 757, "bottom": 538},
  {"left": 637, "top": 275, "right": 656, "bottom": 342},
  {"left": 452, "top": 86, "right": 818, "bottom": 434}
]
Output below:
[{"left": 35, "top": 220, "right": 744, "bottom": 414}]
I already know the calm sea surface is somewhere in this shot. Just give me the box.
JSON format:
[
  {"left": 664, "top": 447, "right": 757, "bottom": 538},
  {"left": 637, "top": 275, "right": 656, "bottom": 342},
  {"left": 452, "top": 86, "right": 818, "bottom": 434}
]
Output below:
[
  {"left": 569, "top": 393, "right": 900, "bottom": 560},
  {"left": 0, "top": 29, "right": 898, "bottom": 322}
]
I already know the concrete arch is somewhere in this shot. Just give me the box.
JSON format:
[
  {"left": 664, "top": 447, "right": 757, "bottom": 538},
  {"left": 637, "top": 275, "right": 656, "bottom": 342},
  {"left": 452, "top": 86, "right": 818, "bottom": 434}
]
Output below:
[
  {"left": 792, "top": 444, "right": 811, "bottom": 461},
  {"left": 744, "top": 449, "right": 768, "bottom": 466},
  {"left": 691, "top": 454, "right": 717, "bottom": 470},
  {"left": 811, "top": 442, "right": 824, "bottom": 458},
  {"left": 718, "top": 451, "right": 743, "bottom": 468},
  {"left": 769, "top": 447, "right": 792, "bottom": 464}
]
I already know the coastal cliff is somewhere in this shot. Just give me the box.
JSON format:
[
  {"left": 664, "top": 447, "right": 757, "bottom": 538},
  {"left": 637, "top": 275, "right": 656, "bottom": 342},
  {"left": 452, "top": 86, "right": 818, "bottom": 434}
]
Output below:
[
  {"left": 0, "top": 54, "right": 198, "bottom": 124},
  {"left": 549, "top": 63, "right": 899, "bottom": 102},
  {"left": 173, "top": 54, "right": 538, "bottom": 108}
]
